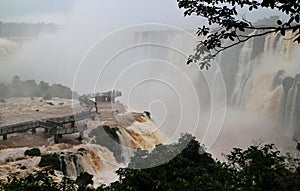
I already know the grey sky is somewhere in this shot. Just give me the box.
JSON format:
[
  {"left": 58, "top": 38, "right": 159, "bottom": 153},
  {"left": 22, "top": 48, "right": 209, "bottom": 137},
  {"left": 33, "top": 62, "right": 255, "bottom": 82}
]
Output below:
[
  {"left": 0, "top": 0, "right": 74, "bottom": 22},
  {"left": 0, "top": 0, "right": 289, "bottom": 89},
  {"left": 0, "top": 0, "right": 201, "bottom": 29},
  {"left": 0, "top": 0, "right": 288, "bottom": 31}
]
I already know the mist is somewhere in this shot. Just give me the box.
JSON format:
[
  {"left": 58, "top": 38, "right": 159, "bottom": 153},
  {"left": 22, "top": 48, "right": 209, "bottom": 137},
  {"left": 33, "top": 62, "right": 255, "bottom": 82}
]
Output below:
[{"left": 0, "top": 0, "right": 300, "bottom": 159}]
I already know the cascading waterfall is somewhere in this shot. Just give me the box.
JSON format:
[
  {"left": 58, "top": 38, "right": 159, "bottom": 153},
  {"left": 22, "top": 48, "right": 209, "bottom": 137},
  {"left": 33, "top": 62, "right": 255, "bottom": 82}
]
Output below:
[
  {"left": 55, "top": 144, "right": 119, "bottom": 182},
  {"left": 231, "top": 30, "right": 258, "bottom": 106},
  {"left": 281, "top": 75, "right": 300, "bottom": 139},
  {"left": 62, "top": 154, "right": 78, "bottom": 179},
  {"left": 220, "top": 30, "right": 300, "bottom": 139},
  {"left": 0, "top": 38, "right": 19, "bottom": 60},
  {"left": 115, "top": 130, "right": 132, "bottom": 164}
]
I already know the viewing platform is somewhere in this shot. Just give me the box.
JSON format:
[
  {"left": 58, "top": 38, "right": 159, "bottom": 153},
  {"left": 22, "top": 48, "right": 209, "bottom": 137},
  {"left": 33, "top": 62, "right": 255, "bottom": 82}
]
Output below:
[
  {"left": 0, "top": 111, "right": 96, "bottom": 143},
  {"left": 0, "top": 90, "right": 121, "bottom": 144},
  {"left": 83, "top": 89, "right": 122, "bottom": 102}
]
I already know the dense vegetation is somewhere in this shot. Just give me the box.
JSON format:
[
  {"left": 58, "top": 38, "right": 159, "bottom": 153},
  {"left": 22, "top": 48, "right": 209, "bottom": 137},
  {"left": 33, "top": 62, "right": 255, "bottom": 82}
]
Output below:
[
  {"left": 0, "top": 22, "right": 58, "bottom": 38},
  {"left": 0, "top": 76, "right": 78, "bottom": 100},
  {"left": 1, "top": 134, "right": 299, "bottom": 191}
]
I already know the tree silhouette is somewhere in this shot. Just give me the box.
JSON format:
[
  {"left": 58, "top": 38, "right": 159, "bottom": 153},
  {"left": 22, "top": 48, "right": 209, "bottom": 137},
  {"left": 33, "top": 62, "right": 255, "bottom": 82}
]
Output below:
[{"left": 177, "top": 0, "right": 300, "bottom": 69}]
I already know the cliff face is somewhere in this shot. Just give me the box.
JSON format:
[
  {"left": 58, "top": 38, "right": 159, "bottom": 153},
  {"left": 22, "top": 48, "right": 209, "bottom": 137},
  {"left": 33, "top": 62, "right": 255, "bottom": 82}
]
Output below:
[
  {"left": 134, "top": 28, "right": 300, "bottom": 140},
  {"left": 217, "top": 31, "right": 300, "bottom": 139}
]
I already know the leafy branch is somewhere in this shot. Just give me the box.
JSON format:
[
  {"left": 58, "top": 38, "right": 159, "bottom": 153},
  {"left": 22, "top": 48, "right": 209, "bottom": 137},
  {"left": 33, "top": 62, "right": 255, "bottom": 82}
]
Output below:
[{"left": 178, "top": 0, "right": 300, "bottom": 69}]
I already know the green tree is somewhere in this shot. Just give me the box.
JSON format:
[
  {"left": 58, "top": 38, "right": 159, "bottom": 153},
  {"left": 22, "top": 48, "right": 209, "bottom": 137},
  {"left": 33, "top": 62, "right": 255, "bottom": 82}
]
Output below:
[
  {"left": 98, "top": 134, "right": 300, "bottom": 191},
  {"left": 1, "top": 134, "right": 299, "bottom": 190},
  {"left": 0, "top": 169, "right": 77, "bottom": 191},
  {"left": 226, "top": 144, "right": 300, "bottom": 190},
  {"left": 101, "top": 134, "right": 233, "bottom": 191},
  {"left": 177, "top": 0, "right": 300, "bottom": 69}
]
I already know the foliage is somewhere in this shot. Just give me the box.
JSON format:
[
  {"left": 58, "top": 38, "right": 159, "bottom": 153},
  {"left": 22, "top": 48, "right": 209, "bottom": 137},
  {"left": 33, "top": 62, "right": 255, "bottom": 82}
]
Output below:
[
  {"left": 0, "top": 22, "right": 58, "bottom": 38},
  {"left": 226, "top": 144, "right": 300, "bottom": 190},
  {"left": 0, "top": 76, "right": 77, "bottom": 99},
  {"left": 0, "top": 169, "right": 77, "bottom": 191},
  {"left": 106, "top": 134, "right": 228, "bottom": 191},
  {"left": 177, "top": 0, "right": 300, "bottom": 69},
  {"left": 76, "top": 172, "right": 94, "bottom": 190},
  {"left": 1, "top": 134, "right": 300, "bottom": 190},
  {"left": 97, "top": 134, "right": 300, "bottom": 191}
]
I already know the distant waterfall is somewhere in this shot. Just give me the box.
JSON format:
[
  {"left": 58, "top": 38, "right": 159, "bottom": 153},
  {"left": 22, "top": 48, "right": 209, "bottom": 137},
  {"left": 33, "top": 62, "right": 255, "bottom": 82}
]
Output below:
[
  {"left": 0, "top": 38, "right": 19, "bottom": 61},
  {"left": 281, "top": 75, "right": 300, "bottom": 139},
  {"left": 219, "top": 30, "right": 300, "bottom": 139},
  {"left": 231, "top": 31, "right": 257, "bottom": 106}
]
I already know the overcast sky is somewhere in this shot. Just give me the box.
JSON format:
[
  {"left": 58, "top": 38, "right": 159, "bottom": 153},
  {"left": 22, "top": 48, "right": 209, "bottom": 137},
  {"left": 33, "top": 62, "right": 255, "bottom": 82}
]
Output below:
[
  {"left": 0, "top": 0, "right": 289, "bottom": 89},
  {"left": 0, "top": 0, "right": 203, "bottom": 30}
]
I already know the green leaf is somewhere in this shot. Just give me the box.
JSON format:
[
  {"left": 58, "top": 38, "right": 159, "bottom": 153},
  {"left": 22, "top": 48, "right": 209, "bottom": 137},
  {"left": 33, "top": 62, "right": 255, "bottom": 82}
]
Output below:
[
  {"left": 277, "top": 20, "right": 282, "bottom": 25},
  {"left": 295, "top": 15, "right": 300, "bottom": 23},
  {"left": 288, "top": 16, "right": 294, "bottom": 24},
  {"left": 187, "top": 59, "right": 193, "bottom": 65},
  {"left": 200, "top": 63, "right": 205, "bottom": 70}
]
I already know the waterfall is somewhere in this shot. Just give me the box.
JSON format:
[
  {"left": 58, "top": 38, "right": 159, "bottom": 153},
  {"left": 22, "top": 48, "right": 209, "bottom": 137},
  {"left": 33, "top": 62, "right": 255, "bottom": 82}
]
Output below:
[
  {"left": 224, "top": 30, "right": 300, "bottom": 139},
  {"left": 231, "top": 31, "right": 257, "bottom": 106},
  {"left": 281, "top": 75, "right": 300, "bottom": 139},
  {"left": 0, "top": 38, "right": 19, "bottom": 61},
  {"left": 116, "top": 130, "right": 133, "bottom": 164},
  {"left": 63, "top": 155, "right": 78, "bottom": 179}
]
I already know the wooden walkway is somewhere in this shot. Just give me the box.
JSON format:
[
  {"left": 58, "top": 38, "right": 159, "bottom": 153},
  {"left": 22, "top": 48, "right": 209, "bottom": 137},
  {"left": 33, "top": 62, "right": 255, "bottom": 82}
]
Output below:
[
  {"left": 0, "top": 90, "right": 122, "bottom": 143},
  {"left": 0, "top": 111, "right": 96, "bottom": 143}
]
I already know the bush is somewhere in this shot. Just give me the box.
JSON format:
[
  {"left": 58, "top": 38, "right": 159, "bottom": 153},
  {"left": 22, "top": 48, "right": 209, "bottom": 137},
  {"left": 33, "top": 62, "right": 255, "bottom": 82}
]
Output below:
[{"left": 0, "top": 169, "right": 77, "bottom": 191}]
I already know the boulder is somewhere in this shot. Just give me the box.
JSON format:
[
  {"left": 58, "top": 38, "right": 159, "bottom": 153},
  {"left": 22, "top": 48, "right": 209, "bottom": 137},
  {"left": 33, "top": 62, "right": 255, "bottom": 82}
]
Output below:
[{"left": 24, "top": 148, "right": 41, "bottom": 156}]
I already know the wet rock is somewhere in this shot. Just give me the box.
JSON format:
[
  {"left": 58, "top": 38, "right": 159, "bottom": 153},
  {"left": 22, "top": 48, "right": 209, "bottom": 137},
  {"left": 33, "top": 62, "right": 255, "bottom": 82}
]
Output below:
[
  {"left": 24, "top": 148, "right": 41, "bottom": 156},
  {"left": 15, "top": 157, "right": 26, "bottom": 161},
  {"left": 6, "top": 157, "right": 14, "bottom": 163},
  {"left": 272, "top": 70, "right": 285, "bottom": 90},
  {"left": 46, "top": 102, "right": 54, "bottom": 106},
  {"left": 77, "top": 148, "right": 88, "bottom": 155},
  {"left": 38, "top": 153, "right": 61, "bottom": 171},
  {"left": 144, "top": 111, "right": 151, "bottom": 118}
]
